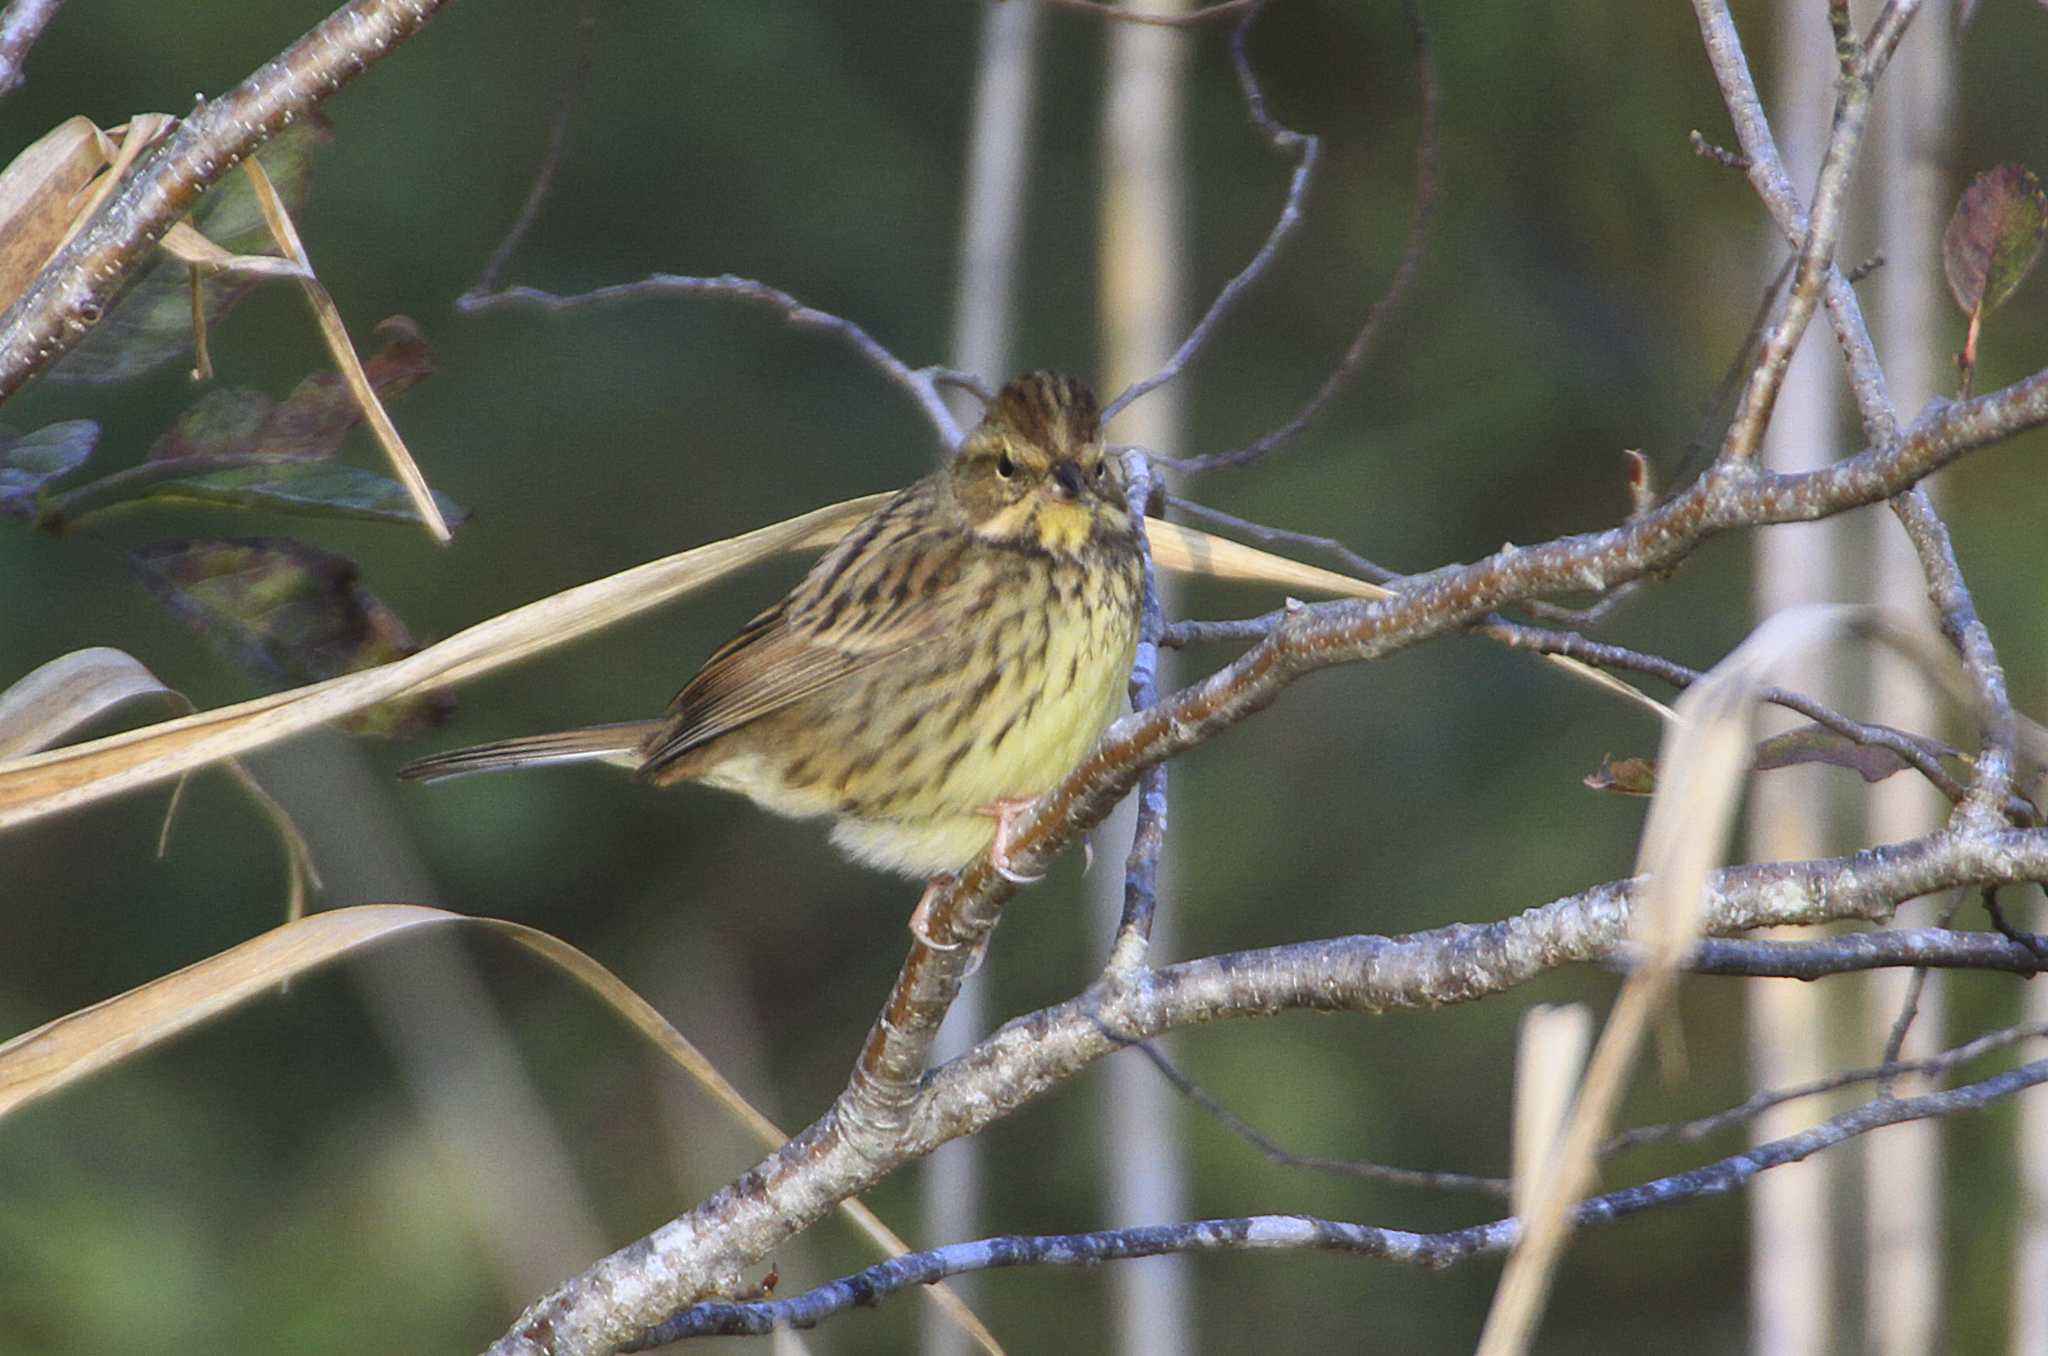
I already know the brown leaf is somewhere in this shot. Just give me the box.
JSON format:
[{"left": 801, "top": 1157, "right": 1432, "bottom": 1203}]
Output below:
[
  {"left": 130, "top": 537, "right": 452, "bottom": 737},
  {"left": 1584, "top": 754, "right": 1657, "bottom": 796},
  {"left": 1752, "top": 723, "right": 1950, "bottom": 784},
  {"left": 1943, "top": 164, "right": 2048, "bottom": 319}
]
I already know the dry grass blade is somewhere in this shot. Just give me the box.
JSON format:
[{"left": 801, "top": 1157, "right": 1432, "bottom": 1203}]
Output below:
[
  {"left": 1510, "top": 1004, "right": 1591, "bottom": 1222},
  {"left": 0, "top": 900, "right": 998, "bottom": 1350},
  {"left": 0, "top": 498, "right": 1664, "bottom": 834},
  {"left": 239, "top": 157, "right": 452, "bottom": 542},
  {"left": 0, "top": 646, "right": 320, "bottom": 913},
  {"left": 0, "top": 495, "right": 890, "bottom": 828},
  {"left": 1477, "top": 604, "right": 1867, "bottom": 1356},
  {"left": 1148, "top": 518, "right": 1390, "bottom": 599}
]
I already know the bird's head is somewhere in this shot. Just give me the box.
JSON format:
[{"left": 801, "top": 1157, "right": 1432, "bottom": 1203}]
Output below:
[{"left": 947, "top": 371, "right": 1132, "bottom": 558}]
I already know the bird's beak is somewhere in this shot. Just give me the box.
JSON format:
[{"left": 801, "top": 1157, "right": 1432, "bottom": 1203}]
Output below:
[{"left": 1049, "top": 460, "right": 1086, "bottom": 501}]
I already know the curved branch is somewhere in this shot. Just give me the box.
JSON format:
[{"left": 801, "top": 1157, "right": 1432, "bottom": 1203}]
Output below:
[
  {"left": 635, "top": 1055, "right": 2048, "bottom": 1342},
  {"left": 0, "top": 0, "right": 452, "bottom": 401},
  {"left": 487, "top": 827, "right": 2048, "bottom": 1354}
]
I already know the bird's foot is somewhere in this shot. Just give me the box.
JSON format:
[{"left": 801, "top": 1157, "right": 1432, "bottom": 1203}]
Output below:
[{"left": 977, "top": 796, "right": 1044, "bottom": 884}]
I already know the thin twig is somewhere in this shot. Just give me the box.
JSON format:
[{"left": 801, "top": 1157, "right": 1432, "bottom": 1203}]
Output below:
[
  {"left": 1608, "top": 1019, "right": 2048, "bottom": 1156},
  {"left": 458, "top": 276, "right": 966, "bottom": 448},
  {"left": 1131, "top": 1038, "right": 1511, "bottom": 1195},
  {"left": 632, "top": 1057, "right": 2048, "bottom": 1342},
  {"left": 0, "top": 0, "right": 64, "bottom": 95},
  {"left": 460, "top": 0, "right": 602, "bottom": 306},
  {"left": 1889, "top": 487, "right": 2019, "bottom": 824},
  {"left": 1167, "top": 0, "right": 1441, "bottom": 472},
  {"left": 1101, "top": 0, "right": 1320, "bottom": 423}
]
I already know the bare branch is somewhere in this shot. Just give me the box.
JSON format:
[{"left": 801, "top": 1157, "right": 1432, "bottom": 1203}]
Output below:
[
  {"left": 1130, "top": 1038, "right": 1512, "bottom": 1196},
  {"left": 0, "top": 0, "right": 452, "bottom": 400},
  {"left": 1100, "top": 0, "right": 1320, "bottom": 424},
  {"left": 456, "top": 276, "right": 967, "bottom": 448},
  {"left": 0, "top": 0, "right": 64, "bottom": 95},
  {"left": 630, "top": 1057, "right": 2048, "bottom": 1343},
  {"left": 1888, "top": 489, "right": 2019, "bottom": 822},
  {"left": 460, "top": 0, "right": 602, "bottom": 306},
  {"left": 1677, "top": 926, "right": 2046, "bottom": 979},
  {"left": 1605, "top": 1020, "right": 2048, "bottom": 1155},
  {"left": 1170, "top": 0, "right": 1440, "bottom": 472},
  {"left": 487, "top": 824, "right": 2048, "bottom": 1355}
]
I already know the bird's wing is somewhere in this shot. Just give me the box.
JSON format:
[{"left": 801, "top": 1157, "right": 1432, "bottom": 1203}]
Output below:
[{"left": 639, "top": 493, "right": 965, "bottom": 776}]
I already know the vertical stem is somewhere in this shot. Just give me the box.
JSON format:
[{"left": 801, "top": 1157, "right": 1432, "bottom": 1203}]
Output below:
[
  {"left": 1097, "top": 5, "right": 1194, "bottom": 1354},
  {"left": 1745, "top": 7, "right": 1843, "bottom": 1353},
  {"left": 1865, "top": 8, "right": 1954, "bottom": 1353},
  {"left": 924, "top": 3, "right": 1041, "bottom": 1352}
]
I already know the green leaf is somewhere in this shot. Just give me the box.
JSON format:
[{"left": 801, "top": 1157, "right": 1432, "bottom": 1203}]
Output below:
[
  {"left": 136, "top": 460, "right": 468, "bottom": 526},
  {"left": 0, "top": 420, "right": 98, "bottom": 518},
  {"left": 47, "top": 120, "right": 328, "bottom": 384},
  {"left": 130, "top": 537, "right": 452, "bottom": 737},
  {"left": 1943, "top": 164, "right": 2048, "bottom": 319}
]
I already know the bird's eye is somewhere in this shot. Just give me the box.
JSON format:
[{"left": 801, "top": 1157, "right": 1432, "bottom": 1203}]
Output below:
[
  {"left": 996, "top": 452, "right": 1016, "bottom": 479},
  {"left": 1093, "top": 461, "right": 1107, "bottom": 480}
]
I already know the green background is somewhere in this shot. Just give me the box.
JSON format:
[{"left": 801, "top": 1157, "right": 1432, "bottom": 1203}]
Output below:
[{"left": 4, "top": 1, "right": 2048, "bottom": 1352}]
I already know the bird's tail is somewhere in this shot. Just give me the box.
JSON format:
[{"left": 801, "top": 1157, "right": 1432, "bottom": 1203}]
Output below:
[{"left": 396, "top": 720, "right": 664, "bottom": 784}]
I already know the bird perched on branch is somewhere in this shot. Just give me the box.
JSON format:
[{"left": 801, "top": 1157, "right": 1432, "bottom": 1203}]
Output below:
[{"left": 400, "top": 372, "right": 1143, "bottom": 940}]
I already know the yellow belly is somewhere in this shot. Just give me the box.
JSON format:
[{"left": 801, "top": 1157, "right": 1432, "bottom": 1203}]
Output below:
[{"left": 698, "top": 550, "right": 1139, "bottom": 876}]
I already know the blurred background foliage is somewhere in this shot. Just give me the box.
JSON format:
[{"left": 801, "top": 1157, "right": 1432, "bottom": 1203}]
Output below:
[{"left": 3, "top": 1, "right": 2048, "bottom": 1352}]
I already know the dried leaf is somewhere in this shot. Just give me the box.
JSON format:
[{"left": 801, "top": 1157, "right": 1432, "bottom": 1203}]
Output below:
[
  {"left": 0, "top": 116, "right": 108, "bottom": 307},
  {"left": 1583, "top": 754, "right": 1657, "bottom": 796},
  {"left": 142, "top": 318, "right": 435, "bottom": 464},
  {"left": 47, "top": 120, "right": 327, "bottom": 383},
  {"left": 130, "top": 537, "right": 452, "bottom": 737},
  {"left": 1943, "top": 164, "right": 2048, "bottom": 319},
  {"left": 1751, "top": 722, "right": 1945, "bottom": 783},
  {"left": 259, "top": 315, "right": 436, "bottom": 461},
  {"left": 0, "top": 419, "right": 97, "bottom": 518}
]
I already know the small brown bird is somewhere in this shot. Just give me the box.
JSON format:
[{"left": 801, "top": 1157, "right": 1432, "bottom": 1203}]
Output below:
[{"left": 400, "top": 372, "right": 1143, "bottom": 936}]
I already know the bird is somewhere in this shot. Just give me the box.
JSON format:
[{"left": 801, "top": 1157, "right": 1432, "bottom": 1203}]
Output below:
[{"left": 399, "top": 371, "right": 1144, "bottom": 944}]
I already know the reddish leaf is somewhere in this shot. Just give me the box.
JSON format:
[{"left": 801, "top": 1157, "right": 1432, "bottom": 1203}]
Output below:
[
  {"left": 130, "top": 537, "right": 452, "bottom": 737},
  {"left": 1943, "top": 164, "right": 2048, "bottom": 319},
  {"left": 148, "top": 318, "right": 435, "bottom": 463}
]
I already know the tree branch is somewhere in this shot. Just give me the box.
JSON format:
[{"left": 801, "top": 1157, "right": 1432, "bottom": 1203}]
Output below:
[
  {"left": 631, "top": 1056, "right": 2048, "bottom": 1342},
  {"left": 0, "top": 0, "right": 65, "bottom": 95},
  {"left": 455, "top": 276, "right": 971, "bottom": 450},
  {"left": 0, "top": 0, "right": 451, "bottom": 401},
  {"left": 487, "top": 826, "right": 2048, "bottom": 1355}
]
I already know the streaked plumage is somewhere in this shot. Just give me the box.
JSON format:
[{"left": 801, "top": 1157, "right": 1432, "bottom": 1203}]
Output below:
[{"left": 400, "top": 372, "right": 1143, "bottom": 879}]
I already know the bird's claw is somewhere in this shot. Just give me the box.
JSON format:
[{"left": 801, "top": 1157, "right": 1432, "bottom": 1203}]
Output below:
[{"left": 978, "top": 796, "right": 1045, "bottom": 884}]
